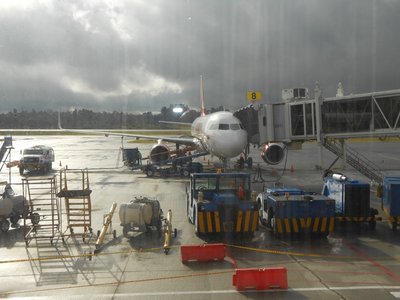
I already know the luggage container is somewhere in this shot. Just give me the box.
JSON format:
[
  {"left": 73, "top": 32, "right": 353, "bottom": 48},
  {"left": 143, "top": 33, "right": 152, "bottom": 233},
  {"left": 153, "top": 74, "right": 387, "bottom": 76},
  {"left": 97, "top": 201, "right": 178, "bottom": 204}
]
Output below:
[
  {"left": 322, "top": 173, "right": 378, "bottom": 230},
  {"left": 381, "top": 176, "right": 400, "bottom": 230}
]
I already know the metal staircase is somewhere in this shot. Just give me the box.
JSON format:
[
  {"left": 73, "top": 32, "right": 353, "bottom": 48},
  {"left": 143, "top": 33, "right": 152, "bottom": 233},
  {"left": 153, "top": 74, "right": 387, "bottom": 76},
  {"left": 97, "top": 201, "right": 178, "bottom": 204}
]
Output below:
[
  {"left": 323, "top": 138, "right": 384, "bottom": 184},
  {"left": 0, "top": 136, "right": 13, "bottom": 172}
]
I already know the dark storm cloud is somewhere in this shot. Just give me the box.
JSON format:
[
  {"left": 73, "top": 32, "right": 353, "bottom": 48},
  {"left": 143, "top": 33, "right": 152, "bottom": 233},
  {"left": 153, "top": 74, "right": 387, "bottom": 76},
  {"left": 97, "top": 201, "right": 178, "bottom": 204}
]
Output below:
[{"left": 0, "top": 0, "right": 399, "bottom": 113}]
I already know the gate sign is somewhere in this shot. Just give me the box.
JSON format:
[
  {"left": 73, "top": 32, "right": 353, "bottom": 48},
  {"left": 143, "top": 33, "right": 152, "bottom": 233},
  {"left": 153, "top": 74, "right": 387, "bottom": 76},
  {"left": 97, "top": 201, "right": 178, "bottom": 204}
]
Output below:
[{"left": 247, "top": 91, "right": 262, "bottom": 101}]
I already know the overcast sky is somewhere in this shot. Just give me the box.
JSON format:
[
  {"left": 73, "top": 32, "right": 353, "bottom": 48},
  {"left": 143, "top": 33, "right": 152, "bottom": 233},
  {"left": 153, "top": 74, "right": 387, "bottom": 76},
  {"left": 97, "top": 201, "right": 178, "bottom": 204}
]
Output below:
[{"left": 0, "top": 0, "right": 399, "bottom": 113}]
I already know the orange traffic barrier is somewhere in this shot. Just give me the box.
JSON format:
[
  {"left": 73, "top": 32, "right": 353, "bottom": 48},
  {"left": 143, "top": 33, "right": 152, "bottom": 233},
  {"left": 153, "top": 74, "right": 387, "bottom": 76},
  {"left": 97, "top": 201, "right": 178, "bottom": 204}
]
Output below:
[
  {"left": 232, "top": 267, "right": 288, "bottom": 291},
  {"left": 181, "top": 243, "right": 226, "bottom": 263}
]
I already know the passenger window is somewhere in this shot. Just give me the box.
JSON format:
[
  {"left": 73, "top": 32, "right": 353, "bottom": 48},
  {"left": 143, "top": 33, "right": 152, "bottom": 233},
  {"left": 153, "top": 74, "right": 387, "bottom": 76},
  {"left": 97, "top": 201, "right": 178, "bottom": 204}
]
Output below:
[{"left": 218, "top": 124, "right": 229, "bottom": 130}]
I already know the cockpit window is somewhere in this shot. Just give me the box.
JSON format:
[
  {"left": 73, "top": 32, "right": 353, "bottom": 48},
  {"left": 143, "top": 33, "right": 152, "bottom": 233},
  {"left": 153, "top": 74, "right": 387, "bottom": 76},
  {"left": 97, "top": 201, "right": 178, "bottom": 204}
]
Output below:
[
  {"left": 218, "top": 124, "right": 229, "bottom": 130},
  {"left": 208, "top": 123, "right": 218, "bottom": 130},
  {"left": 230, "top": 124, "right": 241, "bottom": 130}
]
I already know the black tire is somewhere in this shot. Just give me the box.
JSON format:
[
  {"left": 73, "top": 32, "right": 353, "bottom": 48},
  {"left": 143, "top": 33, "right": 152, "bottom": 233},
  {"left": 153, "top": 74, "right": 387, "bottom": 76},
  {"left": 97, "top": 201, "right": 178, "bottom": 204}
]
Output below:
[
  {"left": 123, "top": 225, "right": 130, "bottom": 238},
  {"left": 10, "top": 215, "right": 20, "bottom": 225},
  {"left": 369, "top": 220, "right": 377, "bottom": 230},
  {"left": 392, "top": 222, "right": 397, "bottom": 231},
  {"left": 0, "top": 219, "right": 10, "bottom": 233},
  {"left": 30, "top": 213, "right": 40, "bottom": 225},
  {"left": 146, "top": 168, "right": 155, "bottom": 177}
]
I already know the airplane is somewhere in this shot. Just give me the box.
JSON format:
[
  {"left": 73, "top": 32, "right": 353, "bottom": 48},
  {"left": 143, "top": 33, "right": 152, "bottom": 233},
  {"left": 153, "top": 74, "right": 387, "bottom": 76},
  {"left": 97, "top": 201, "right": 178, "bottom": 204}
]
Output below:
[{"left": 59, "top": 76, "right": 248, "bottom": 166}]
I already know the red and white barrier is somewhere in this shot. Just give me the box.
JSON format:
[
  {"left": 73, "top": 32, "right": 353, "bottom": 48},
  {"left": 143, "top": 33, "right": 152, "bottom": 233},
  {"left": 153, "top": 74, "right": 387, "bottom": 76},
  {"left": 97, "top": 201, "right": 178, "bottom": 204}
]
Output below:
[
  {"left": 232, "top": 267, "right": 288, "bottom": 291},
  {"left": 180, "top": 243, "right": 226, "bottom": 263}
]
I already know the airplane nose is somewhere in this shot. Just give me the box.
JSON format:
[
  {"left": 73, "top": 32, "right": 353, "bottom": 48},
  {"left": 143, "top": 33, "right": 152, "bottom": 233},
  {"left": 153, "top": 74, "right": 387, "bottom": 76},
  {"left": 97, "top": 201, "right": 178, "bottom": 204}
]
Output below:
[{"left": 213, "top": 130, "right": 247, "bottom": 158}]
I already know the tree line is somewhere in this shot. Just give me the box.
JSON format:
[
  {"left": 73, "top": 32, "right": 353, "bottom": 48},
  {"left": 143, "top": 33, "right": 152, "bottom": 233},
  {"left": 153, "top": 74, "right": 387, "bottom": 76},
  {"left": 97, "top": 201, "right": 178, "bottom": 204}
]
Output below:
[{"left": 0, "top": 105, "right": 226, "bottom": 129}]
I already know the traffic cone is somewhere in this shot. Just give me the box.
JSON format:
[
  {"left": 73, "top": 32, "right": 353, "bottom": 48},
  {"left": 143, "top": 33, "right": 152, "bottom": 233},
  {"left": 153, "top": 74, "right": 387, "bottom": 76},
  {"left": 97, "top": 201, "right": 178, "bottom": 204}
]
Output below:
[{"left": 271, "top": 168, "right": 276, "bottom": 176}]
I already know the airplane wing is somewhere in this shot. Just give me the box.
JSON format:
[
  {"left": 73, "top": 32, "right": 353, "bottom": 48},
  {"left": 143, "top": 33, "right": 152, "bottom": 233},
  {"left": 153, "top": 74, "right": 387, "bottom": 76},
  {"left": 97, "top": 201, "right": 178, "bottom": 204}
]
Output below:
[{"left": 58, "top": 127, "right": 197, "bottom": 145}]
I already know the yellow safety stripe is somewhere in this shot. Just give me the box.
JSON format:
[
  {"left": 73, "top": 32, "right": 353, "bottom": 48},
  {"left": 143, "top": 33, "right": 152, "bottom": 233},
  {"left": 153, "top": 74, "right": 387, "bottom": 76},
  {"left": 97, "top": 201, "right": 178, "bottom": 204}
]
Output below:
[
  {"left": 276, "top": 219, "right": 283, "bottom": 233},
  {"left": 313, "top": 217, "right": 320, "bottom": 233},
  {"left": 198, "top": 211, "right": 205, "bottom": 233},
  {"left": 306, "top": 218, "right": 312, "bottom": 228},
  {"left": 236, "top": 211, "right": 243, "bottom": 232},
  {"left": 292, "top": 218, "right": 299, "bottom": 233},
  {"left": 214, "top": 211, "right": 221, "bottom": 233},
  {"left": 321, "top": 217, "right": 327, "bottom": 232},
  {"left": 300, "top": 218, "right": 306, "bottom": 228},
  {"left": 329, "top": 217, "right": 335, "bottom": 233},
  {"left": 206, "top": 212, "right": 212, "bottom": 233},
  {"left": 243, "top": 211, "right": 251, "bottom": 232},
  {"left": 284, "top": 218, "right": 291, "bottom": 233},
  {"left": 251, "top": 211, "right": 258, "bottom": 232}
]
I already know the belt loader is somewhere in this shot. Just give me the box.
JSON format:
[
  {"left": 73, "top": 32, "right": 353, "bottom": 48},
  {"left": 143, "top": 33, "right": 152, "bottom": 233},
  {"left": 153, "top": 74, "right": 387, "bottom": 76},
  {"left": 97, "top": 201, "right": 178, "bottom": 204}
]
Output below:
[{"left": 186, "top": 172, "right": 259, "bottom": 236}]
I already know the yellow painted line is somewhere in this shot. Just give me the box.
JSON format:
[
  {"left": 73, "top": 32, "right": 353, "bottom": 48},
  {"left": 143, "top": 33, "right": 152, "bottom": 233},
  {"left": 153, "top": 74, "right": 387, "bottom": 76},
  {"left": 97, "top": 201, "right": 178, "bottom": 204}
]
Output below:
[
  {"left": 251, "top": 211, "right": 258, "bottom": 232},
  {"left": 313, "top": 218, "right": 320, "bottom": 233},
  {"left": 236, "top": 211, "right": 243, "bottom": 232},
  {"left": 198, "top": 211, "right": 205, "bottom": 233},
  {"left": 206, "top": 211, "right": 213, "bottom": 233},
  {"left": 225, "top": 244, "right": 356, "bottom": 259},
  {"left": 321, "top": 217, "right": 327, "bottom": 232},
  {"left": 243, "top": 211, "right": 251, "bottom": 232},
  {"left": 306, "top": 218, "right": 312, "bottom": 228},
  {"left": 214, "top": 211, "right": 221, "bottom": 233},
  {"left": 284, "top": 218, "right": 291, "bottom": 233}
]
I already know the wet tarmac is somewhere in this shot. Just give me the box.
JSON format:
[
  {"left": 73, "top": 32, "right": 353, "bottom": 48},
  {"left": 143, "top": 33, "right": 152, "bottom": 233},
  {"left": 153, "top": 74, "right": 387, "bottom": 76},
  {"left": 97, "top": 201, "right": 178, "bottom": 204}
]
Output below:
[{"left": 1, "top": 135, "right": 400, "bottom": 299}]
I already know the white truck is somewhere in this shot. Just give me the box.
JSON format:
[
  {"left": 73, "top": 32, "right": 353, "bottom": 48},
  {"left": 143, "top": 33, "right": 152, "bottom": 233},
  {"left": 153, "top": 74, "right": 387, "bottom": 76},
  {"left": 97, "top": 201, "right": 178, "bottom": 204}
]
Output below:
[{"left": 19, "top": 145, "right": 54, "bottom": 175}]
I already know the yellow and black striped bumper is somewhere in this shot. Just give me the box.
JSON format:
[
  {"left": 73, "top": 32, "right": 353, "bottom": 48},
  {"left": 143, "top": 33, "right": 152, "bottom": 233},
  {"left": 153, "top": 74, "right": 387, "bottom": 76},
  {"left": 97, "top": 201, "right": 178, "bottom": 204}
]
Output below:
[
  {"left": 274, "top": 217, "right": 335, "bottom": 235},
  {"left": 197, "top": 210, "right": 258, "bottom": 234},
  {"left": 383, "top": 208, "right": 400, "bottom": 223}
]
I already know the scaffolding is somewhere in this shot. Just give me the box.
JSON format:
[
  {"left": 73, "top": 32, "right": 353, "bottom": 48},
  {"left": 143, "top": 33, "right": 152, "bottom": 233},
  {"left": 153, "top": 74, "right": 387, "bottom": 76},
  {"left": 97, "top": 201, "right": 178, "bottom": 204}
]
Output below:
[
  {"left": 23, "top": 175, "right": 60, "bottom": 246},
  {"left": 57, "top": 169, "right": 93, "bottom": 241}
]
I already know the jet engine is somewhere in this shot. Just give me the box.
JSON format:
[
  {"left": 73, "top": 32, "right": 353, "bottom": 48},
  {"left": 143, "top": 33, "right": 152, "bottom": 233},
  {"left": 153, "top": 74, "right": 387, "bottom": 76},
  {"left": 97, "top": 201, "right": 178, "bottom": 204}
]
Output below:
[
  {"left": 149, "top": 144, "right": 171, "bottom": 163},
  {"left": 261, "top": 143, "right": 286, "bottom": 165}
]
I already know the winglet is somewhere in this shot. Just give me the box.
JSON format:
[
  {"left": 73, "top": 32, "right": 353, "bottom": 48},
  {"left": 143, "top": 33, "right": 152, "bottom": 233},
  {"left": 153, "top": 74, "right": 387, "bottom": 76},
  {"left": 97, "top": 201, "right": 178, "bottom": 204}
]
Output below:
[{"left": 200, "top": 75, "right": 206, "bottom": 116}]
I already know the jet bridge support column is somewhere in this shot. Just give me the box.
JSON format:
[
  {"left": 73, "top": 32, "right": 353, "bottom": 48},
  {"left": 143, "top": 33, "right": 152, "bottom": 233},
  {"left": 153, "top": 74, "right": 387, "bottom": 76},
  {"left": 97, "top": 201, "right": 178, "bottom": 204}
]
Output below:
[{"left": 314, "top": 82, "right": 324, "bottom": 170}]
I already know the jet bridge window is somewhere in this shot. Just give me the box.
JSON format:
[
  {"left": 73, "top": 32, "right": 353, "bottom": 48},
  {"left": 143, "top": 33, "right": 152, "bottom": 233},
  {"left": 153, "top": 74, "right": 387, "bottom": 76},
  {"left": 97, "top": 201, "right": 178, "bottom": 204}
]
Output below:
[{"left": 218, "top": 124, "right": 229, "bottom": 130}]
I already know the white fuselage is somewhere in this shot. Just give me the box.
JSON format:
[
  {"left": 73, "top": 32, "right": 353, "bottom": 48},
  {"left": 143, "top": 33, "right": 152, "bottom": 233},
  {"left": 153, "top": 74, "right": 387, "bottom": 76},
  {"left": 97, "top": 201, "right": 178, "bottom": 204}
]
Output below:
[{"left": 191, "top": 111, "right": 247, "bottom": 159}]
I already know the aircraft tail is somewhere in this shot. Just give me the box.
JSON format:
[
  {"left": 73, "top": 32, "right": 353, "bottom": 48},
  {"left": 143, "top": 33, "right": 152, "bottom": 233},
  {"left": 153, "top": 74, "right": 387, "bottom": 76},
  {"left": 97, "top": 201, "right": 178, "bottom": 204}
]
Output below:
[{"left": 200, "top": 75, "right": 206, "bottom": 116}]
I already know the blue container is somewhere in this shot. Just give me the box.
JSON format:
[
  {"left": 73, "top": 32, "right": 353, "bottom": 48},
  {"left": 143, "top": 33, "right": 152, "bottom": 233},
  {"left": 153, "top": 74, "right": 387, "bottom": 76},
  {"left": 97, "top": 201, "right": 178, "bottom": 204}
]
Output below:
[
  {"left": 322, "top": 177, "right": 370, "bottom": 217},
  {"left": 382, "top": 176, "right": 400, "bottom": 217}
]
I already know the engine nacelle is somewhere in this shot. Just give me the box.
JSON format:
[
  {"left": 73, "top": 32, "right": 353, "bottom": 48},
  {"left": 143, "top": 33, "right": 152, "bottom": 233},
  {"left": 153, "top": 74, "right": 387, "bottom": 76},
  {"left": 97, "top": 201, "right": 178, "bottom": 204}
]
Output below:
[
  {"left": 261, "top": 143, "right": 285, "bottom": 165},
  {"left": 149, "top": 144, "right": 171, "bottom": 163}
]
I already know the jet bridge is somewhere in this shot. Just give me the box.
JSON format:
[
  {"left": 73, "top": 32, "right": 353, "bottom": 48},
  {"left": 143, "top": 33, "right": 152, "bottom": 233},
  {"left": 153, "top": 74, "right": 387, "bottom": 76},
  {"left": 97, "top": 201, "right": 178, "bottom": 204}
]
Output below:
[{"left": 235, "top": 83, "right": 400, "bottom": 182}]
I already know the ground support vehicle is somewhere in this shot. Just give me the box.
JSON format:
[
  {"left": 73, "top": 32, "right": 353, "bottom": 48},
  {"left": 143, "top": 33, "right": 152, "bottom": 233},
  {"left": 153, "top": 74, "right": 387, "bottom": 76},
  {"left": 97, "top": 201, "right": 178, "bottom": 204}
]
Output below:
[
  {"left": 187, "top": 172, "right": 259, "bottom": 236},
  {"left": 0, "top": 183, "right": 39, "bottom": 233},
  {"left": 121, "top": 147, "right": 142, "bottom": 167},
  {"left": 257, "top": 188, "right": 335, "bottom": 237},
  {"left": 142, "top": 161, "right": 203, "bottom": 177},
  {"left": 322, "top": 173, "right": 379, "bottom": 230},
  {"left": 380, "top": 176, "right": 400, "bottom": 230},
  {"left": 19, "top": 145, "right": 54, "bottom": 175},
  {"left": 119, "top": 195, "right": 163, "bottom": 237}
]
